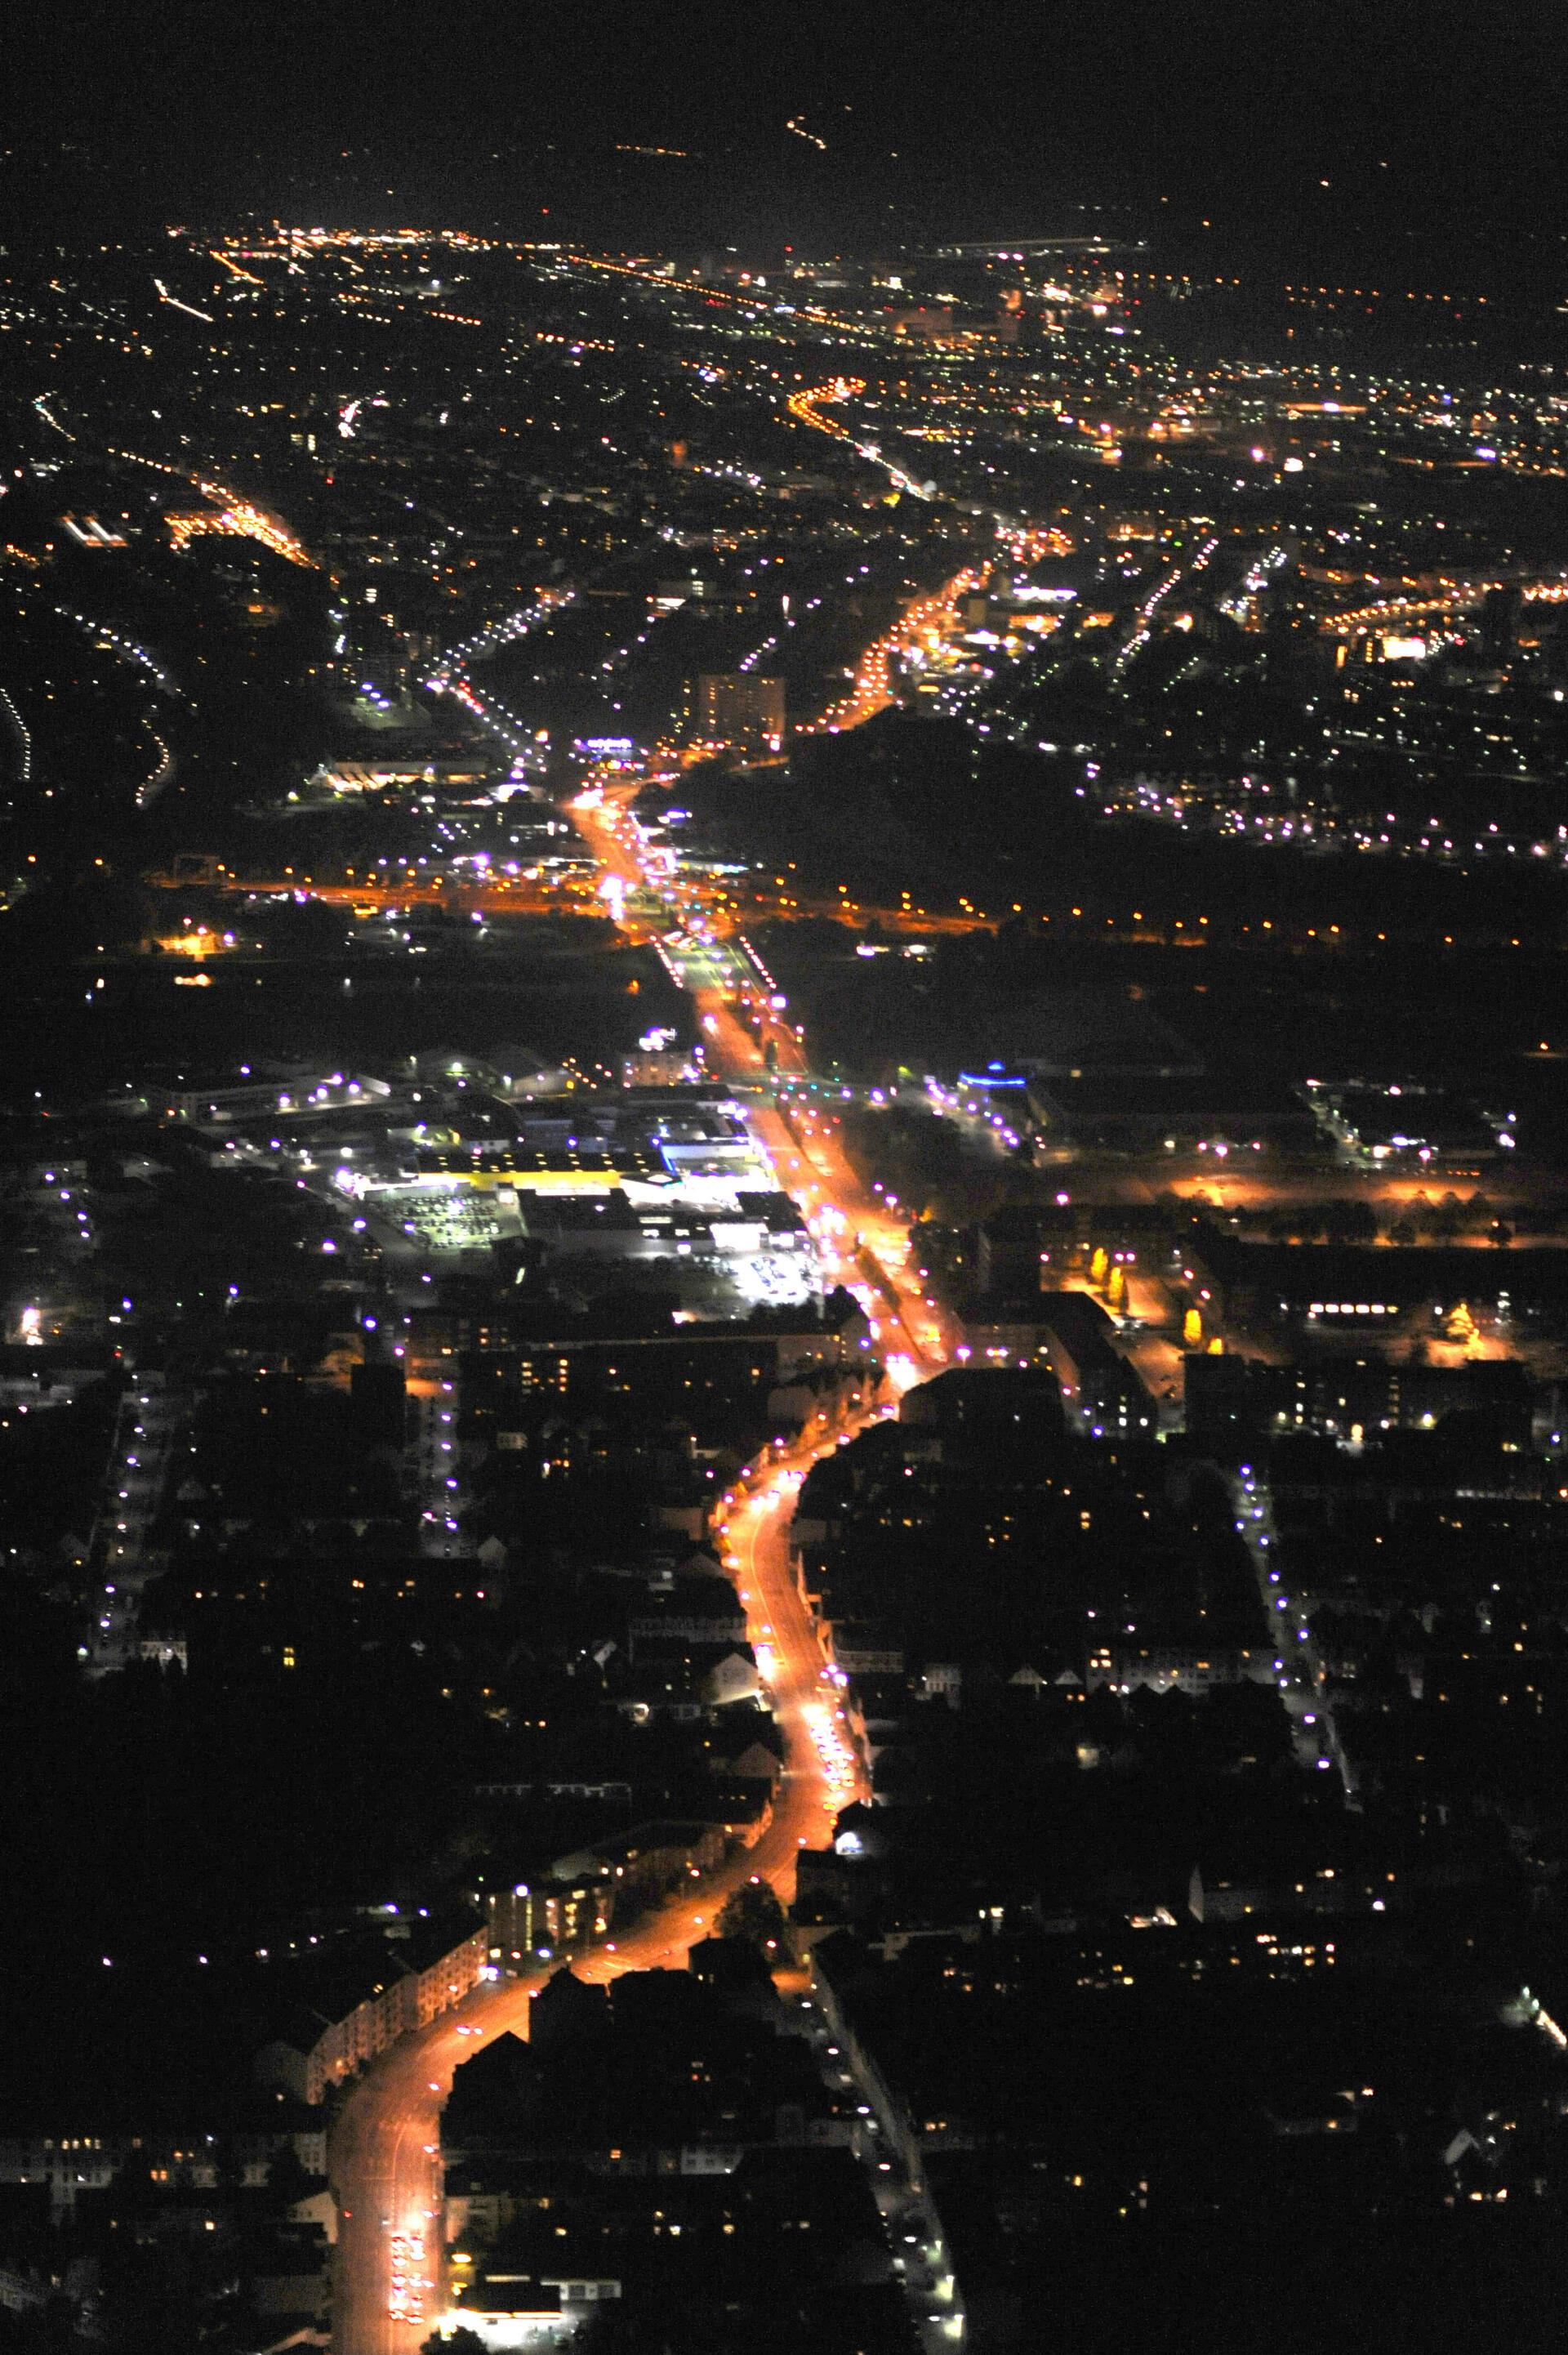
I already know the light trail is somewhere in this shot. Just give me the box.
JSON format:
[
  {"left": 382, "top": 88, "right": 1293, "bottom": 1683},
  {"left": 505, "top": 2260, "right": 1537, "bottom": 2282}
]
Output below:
[
  {"left": 786, "top": 376, "right": 866, "bottom": 440},
  {"left": 0, "top": 686, "right": 33, "bottom": 785},
  {"left": 152, "top": 277, "right": 216, "bottom": 323},
  {"left": 210, "top": 248, "right": 264, "bottom": 286},
  {"left": 33, "top": 395, "right": 78, "bottom": 442},
  {"left": 53, "top": 605, "right": 176, "bottom": 694},
  {"left": 136, "top": 724, "right": 175, "bottom": 809}
]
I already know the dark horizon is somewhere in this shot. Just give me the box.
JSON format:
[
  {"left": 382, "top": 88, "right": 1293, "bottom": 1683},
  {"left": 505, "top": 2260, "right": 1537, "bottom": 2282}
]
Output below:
[{"left": 6, "top": 0, "right": 1567, "bottom": 296}]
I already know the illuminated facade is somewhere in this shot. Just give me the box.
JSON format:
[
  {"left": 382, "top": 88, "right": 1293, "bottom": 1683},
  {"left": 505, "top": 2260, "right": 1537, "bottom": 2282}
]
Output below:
[{"left": 694, "top": 672, "right": 786, "bottom": 757}]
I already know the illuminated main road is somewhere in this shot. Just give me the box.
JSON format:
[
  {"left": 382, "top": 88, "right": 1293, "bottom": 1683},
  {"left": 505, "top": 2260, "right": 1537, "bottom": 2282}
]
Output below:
[
  {"left": 797, "top": 564, "right": 987, "bottom": 737},
  {"left": 330, "top": 782, "right": 952, "bottom": 2351},
  {"left": 329, "top": 1432, "right": 862, "bottom": 2351}
]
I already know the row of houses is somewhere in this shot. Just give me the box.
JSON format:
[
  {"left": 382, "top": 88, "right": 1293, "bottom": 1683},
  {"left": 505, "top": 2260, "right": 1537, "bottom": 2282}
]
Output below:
[{"left": 256, "top": 1913, "right": 491, "bottom": 2106}]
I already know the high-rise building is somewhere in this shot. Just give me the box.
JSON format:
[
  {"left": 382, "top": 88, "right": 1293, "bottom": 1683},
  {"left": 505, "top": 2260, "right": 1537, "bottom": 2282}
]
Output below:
[
  {"left": 694, "top": 673, "right": 786, "bottom": 756},
  {"left": 329, "top": 574, "right": 411, "bottom": 701}
]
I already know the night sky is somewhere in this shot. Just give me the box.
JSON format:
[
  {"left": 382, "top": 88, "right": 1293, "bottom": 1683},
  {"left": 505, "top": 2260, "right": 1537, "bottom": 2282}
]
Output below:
[{"left": 5, "top": 0, "right": 1567, "bottom": 288}]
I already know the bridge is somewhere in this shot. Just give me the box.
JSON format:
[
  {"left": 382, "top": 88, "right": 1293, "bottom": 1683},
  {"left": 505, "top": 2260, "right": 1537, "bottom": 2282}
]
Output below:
[
  {"left": 145, "top": 864, "right": 600, "bottom": 919},
  {"left": 146, "top": 860, "right": 1001, "bottom": 941}
]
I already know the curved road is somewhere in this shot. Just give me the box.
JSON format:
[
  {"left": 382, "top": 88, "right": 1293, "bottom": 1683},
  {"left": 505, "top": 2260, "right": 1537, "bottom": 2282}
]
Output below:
[
  {"left": 329, "top": 1437, "right": 865, "bottom": 2348},
  {"left": 330, "top": 774, "right": 951, "bottom": 2350}
]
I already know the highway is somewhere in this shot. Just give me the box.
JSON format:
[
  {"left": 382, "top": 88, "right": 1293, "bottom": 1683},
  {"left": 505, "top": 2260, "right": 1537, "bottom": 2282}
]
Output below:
[{"left": 330, "top": 783, "right": 950, "bottom": 2350}]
